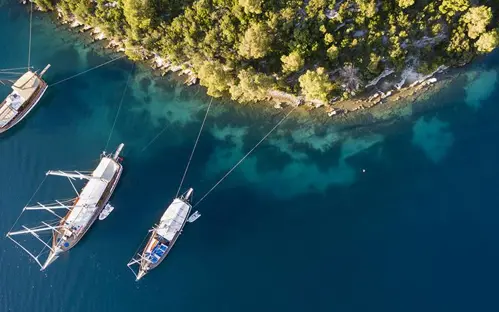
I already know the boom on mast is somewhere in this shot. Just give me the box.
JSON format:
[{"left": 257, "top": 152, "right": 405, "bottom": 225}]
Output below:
[
  {"left": 5, "top": 177, "right": 87, "bottom": 270},
  {"left": 46, "top": 170, "right": 95, "bottom": 181},
  {"left": 6, "top": 220, "right": 63, "bottom": 270}
]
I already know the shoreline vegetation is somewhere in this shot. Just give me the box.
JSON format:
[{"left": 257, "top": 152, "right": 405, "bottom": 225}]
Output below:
[{"left": 23, "top": 0, "right": 499, "bottom": 117}]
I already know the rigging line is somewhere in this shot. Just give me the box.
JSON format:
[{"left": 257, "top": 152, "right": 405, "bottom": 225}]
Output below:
[
  {"left": 140, "top": 123, "right": 171, "bottom": 153},
  {"left": 49, "top": 55, "right": 126, "bottom": 87},
  {"left": 131, "top": 229, "right": 153, "bottom": 261},
  {"left": 27, "top": 0, "right": 33, "bottom": 69},
  {"left": 194, "top": 106, "right": 297, "bottom": 208},
  {"left": 0, "top": 67, "right": 30, "bottom": 72},
  {"left": 37, "top": 239, "right": 50, "bottom": 259},
  {"left": 105, "top": 62, "right": 135, "bottom": 151},
  {"left": 7, "top": 175, "right": 48, "bottom": 235},
  {"left": 0, "top": 72, "right": 26, "bottom": 75},
  {"left": 176, "top": 97, "right": 214, "bottom": 197}
]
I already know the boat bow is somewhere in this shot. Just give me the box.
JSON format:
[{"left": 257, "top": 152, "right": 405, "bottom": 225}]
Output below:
[
  {"left": 41, "top": 246, "right": 62, "bottom": 271},
  {"left": 136, "top": 269, "right": 146, "bottom": 281}
]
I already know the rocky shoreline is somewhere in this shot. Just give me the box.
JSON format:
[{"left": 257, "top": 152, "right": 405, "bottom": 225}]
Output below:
[{"left": 32, "top": 3, "right": 453, "bottom": 121}]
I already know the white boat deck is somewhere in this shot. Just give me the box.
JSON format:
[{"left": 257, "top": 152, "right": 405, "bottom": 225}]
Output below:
[
  {"left": 12, "top": 71, "right": 40, "bottom": 100},
  {"left": 156, "top": 199, "right": 191, "bottom": 241},
  {"left": 0, "top": 71, "right": 41, "bottom": 127},
  {"left": 0, "top": 98, "right": 19, "bottom": 127},
  {"left": 64, "top": 157, "right": 119, "bottom": 230}
]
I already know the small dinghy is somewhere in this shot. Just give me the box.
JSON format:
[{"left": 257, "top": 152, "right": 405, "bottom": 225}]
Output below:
[
  {"left": 187, "top": 211, "right": 201, "bottom": 223},
  {"left": 99, "top": 203, "right": 115, "bottom": 221}
]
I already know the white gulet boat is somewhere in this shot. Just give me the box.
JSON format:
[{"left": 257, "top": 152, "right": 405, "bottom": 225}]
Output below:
[
  {"left": 6, "top": 143, "right": 125, "bottom": 270},
  {"left": 127, "top": 188, "right": 197, "bottom": 281},
  {"left": 0, "top": 65, "right": 50, "bottom": 133}
]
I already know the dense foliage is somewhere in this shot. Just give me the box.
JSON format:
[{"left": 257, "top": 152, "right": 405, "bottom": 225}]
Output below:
[{"left": 34, "top": 0, "right": 499, "bottom": 104}]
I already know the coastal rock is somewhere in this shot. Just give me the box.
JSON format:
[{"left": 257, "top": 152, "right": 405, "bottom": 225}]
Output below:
[
  {"left": 152, "top": 54, "right": 170, "bottom": 70},
  {"left": 309, "top": 99, "right": 326, "bottom": 108},
  {"left": 381, "top": 91, "right": 392, "bottom": 99},
  {"left": 368, "top": 93, "right": 380, "bottom": 102},
  {"left": 327, "top": 109, "right": 338, "bottom": 117},
  {"left": 70, "top": 20, "right": 83, "bottom": 28},
  {"left": 185, "top": 76, "right": 198, "bottom": 86},
  {"left": 268, "top": 90, "right": 302, "bottom": 107},
  {"left": 90, "top": 27, "right": 106, "bottom": 41},
  {"left": 365, "top": 69, "right": 395, "bottom": 88},
  {"left": 170, "top": 65, "right": 183, "bottom": 72}
]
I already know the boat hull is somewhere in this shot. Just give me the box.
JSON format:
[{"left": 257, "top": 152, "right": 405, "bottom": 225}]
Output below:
[
  {"left": 51, "top": 161, "right": 123, "bottom": 254},
  {"left": 0, "top": 78, "right": 48, "bottom": 134},
  {"left": 139, "top": 202, "right": 192, "bottom": 275}
]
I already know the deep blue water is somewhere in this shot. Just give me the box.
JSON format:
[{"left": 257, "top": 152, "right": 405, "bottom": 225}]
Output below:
[{"left": 2, "top": 3, "right": 499, "bottom": 312}]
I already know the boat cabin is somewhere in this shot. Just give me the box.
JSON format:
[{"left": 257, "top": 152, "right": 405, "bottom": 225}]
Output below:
[
  {"left": 0, "top": 71, "right": 42, "bottom": 128},
  {"left": 144, "top": 236, "right": 171, "bottom": 264}
]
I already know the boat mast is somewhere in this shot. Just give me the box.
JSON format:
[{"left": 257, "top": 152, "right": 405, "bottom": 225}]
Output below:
[
  {"left": 8, "top": 224, "right": 61, "bottom": 236},
  {"left": 24, "top": 202, "right": 70, "bottom": 218},
  {"left": 5, "top": 196, "right": 77, "bottom": 270},
  {"left": 46, "top": 170, "right": 109, "bottom": 183},
  {"left": 6, "top": 221, "right": 63, "bottom": 270},
  {"left": 46, "top": 170, "right": 94, "bottom": 180}
]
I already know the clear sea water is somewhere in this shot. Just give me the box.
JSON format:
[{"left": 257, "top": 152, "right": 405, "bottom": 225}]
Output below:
[{"left": 2, "top": 3, "right": 499, "bottom": 312}]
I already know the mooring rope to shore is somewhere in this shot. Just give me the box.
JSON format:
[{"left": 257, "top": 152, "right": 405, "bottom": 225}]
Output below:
[
  {"left": 176, "top": 98, "right": 214, "bottom": 198},
  {"left": 140, "top": 123, "right": 171, "bottom": 153},
  {"left": 27, "top": 0, "right": 33, "bottom": 69},
  {"left": 193, "top": 105, "right": 297, "bottom": 208},
  {"left": 104, "top": 63, "right": 135, "bottom": 152},
  {"left": 49, "top": 55, "right": 126, "bottom": 87}
]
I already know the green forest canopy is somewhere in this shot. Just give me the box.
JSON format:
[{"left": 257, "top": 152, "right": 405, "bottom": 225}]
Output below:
[{"left": 35, "top": 0, "right": 499, "bottom": 104}]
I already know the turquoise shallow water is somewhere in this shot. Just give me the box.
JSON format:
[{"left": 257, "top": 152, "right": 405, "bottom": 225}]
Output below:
[{"left": 2, "top": 3, "right": 499, "bottom": 312}]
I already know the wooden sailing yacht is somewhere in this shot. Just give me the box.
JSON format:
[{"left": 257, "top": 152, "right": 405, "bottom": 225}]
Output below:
[
  {"left": 6, "top": 143, "right": 125, "bottom": 270},
  {"left": 127, "top": 188, "right": 199, "bottom": 281},
  {"left": 0, "top": 65, "right": 50, "bottom": 133}
]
